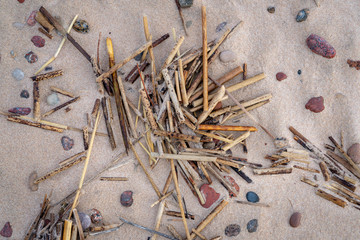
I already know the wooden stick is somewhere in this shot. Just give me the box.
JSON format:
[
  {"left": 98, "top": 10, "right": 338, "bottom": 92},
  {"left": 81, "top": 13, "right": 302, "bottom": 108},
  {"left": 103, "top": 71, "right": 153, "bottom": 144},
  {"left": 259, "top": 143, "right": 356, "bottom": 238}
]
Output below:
[
  {"left": 82, "top": 126, "right": 89, "bottom": 150},
  {"left": 31, "top": 70, "right": 63, "bottom": 81},
  {"left": 154, "top": 130, "right": 201, "bottom": 142},
  {"left": 140, "top": 88, "right": 158, "bottom": 130},
  {"left": 175, "top": 70, "right": 182, "bottom": 102},
  {"left": 190, "top": 200, "right": 228, "bottom": 240},
  {"left": 222, "top": 131, "right": 250, "bottom": 151},
  {"left": 199, "top": 162, "right": 212, "bottom": 184},
  {"left": 236, "top": 200, "right": 270, "bottom": 208},
  {"left": 331, "top": 174, "right": 356, "bottom": 192},
  {"left": 161, "top": 36, "right": 185, "bottom": 71},
  {"left": 167, "top": 224, "right": 183, "bottom": 240},
  {"left": 165, "top": 211, "right": 195, "bottom": 220},
  {"left": 179, "top": 64, "right": 188, "bottom": 106},
  {"left": 101, "top": 97, "right": 116, "bottom": 150},
  {"left": 151, "top": 190, "right": 174, "bottom": 208},
  {"left": 50, "top": 86, "right": 75, "bottom": 98},
  {"left": 195, "top": 130, "right": 234, "bottom": 144},
  {"left": 38, "top": 27, "right": 53, "bottom": 39},
  {"left": 181, "top": 107, "right": 197, "bottom": 124},
  {"left": 63, "top": 219, "right": 72, "bottom": 240},
  {"left": 205, "top": 165, "right": 237, "bottom": 197},
  {"left": 59, "top": 151, "right": 87, "bottom": 166},
  {"left": 33, "top": 81, "right": 40, "bottom": 120},
  {"left": 197, "top": 86, "right": 225, "bottom": 125},
  {"left": 162, "top": 170, "right": 173, "bottom": 195},
  {"left": 216, "top": 159, "right": 241, "bottom": 169},
  {"left": 35, "top": 12, "right": 54, "bottom": 32},
  {"left": 331, "top": 182, "right": 360, "bottom": 201},
  {"left": 152, "top": 153, "right": 217, "bottom": 162},
  {"left": 319, "top": 161, "right": 330, "bottom": 181},
  {"left": 192, "top": 228, "right": 207, "bottom": 240},
  {"left": 174, "top": 0, "right": 188, "bottom": 35},
  {"left": 202, "top": 5, "right": 208, "bottom": 111},
  {"left": 326, "top": 151, "right": 356, "bottom": 177},
  {"left": 151, "top": 201, "right": 166, "bottom": 240},
  {"left": 301, "top": 176, "right": 319, "bottom": 187},
  {"left": 253, "top": 167, "right": 292, "bottom": 175},
  {"left": 184, "top": 148, "right": 227, "bottom": 156},
  {"left": 99, "top": 177, "right": 128, "bottom": 181},
  {"left": 199, "top": 125, "right": 257, "bottom": 132},
  {"left": 167, "top": 101, "right": 174, "bottom": 132},
  {"left": 70, "top": 223, "right": 78, "bottom": 240},
  {"left": 315, "top": 189, "right": 347, "bottom": 208},
  {"left": 42, "top": 96, "right": 80, "bottom": 118},
  {"left": 72, "top": 209, "right": 85, "bottom": 240},
  {"left": 293, "top": 165, "right": 320, "bottom": 173},
  {"left": 7, "top": 116, "right": 64, "bottom": 133}
]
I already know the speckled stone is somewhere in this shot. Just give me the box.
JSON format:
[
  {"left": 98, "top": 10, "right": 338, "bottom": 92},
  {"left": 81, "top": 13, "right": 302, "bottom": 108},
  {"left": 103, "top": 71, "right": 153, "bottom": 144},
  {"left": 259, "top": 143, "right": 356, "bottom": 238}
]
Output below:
[
  {"left": 73, "top": 20, "right": 90, "bottom": 33},
  {"left": 120, "top": 191, "right": 134, "bottom": 207},
  {"left": 247, "top": 219, "right": 258, "bottom": 233},
  {"left": 296, "top": 9, "right": 309, "bottom": 22},
  {"left": 26, "top": 11, "right": 37, "bottom": 26},
  {"left": 347, "top": 143, "right": 360, "bottom": 164},
  {"left": 8, "top": 107, "right": 31, "bottom": 115},
  {"left": 24, "top": 51, "right": 38, "bottom": 63},
  {"left": 220, "top": 50, "right": 237, "bottom": 63},
  {"left": 12, "top": 68, "right": 24, "bottom": 81},
  {"left": 78, "top": 212, "right": 91, "bottom": 230},
  {"left": 20, "top": 90, "right": 30, "bottom": 98},
  {"left": 47, "top": 93, "right": 60, "bottom": 106},
  {"left": 61, "top": 136, "right": 74, "bottom": 151},
  {"left": 289, "top": 212, "right": 302, "bottom": 228},
  {"left": 178, "top": 0, "right": 193, "bottom": 8},
  {"left": 200, "top": 184, "right": 220, "bottom": 208},
  {"left": 276, "top": 72, "right": 287, "bottom": 81},
  {"left": 31, "top": 36, "right": 45, "bottom": 48},
  {"left": 90, "top": 209, "right": 103, "bottom": 223},
  {"left": 267, "top": 7, "right": 275, "bottom": 13},
  {"left": 246, "top": 191, "right": 259, "bottom": 203},
  {"left": 306, "top": 34, "right": 336, "bottom": 59},
  {"left": 225, "top": 224, "right": 241, "bottom": 237},
  {"left": 305, "top": 96, "right": 325, "bottom": 113},
  {"left": 0, "top": 222, "right": 12, "bottom": 238}
]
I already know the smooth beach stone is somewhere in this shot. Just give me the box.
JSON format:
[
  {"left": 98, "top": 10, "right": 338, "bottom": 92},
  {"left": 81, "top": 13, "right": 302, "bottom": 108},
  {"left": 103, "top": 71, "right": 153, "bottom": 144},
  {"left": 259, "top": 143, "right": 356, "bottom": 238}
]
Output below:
[
  {"left": 225, "top": 224, "right": 241, "bottom": 237},
  {"left": 305, "top": 96, "right": 324, "bottom": 113},
  {"left": 216, "top": 22, "right": 227, "bottom": 32},
  {"left": 289, "top": 212, "right": 302, "bottom": 228},
  {"left": 120, "top": 190, "right": 134, "bottom": 207},
  {"left": 61, "top": 136, "right": 74, "bottom": 151},
  {"left": 12, "top": 68, "right": 24, "bottom": 81},
  {"left": 90, "top": 208, "right": 103, "bottom": 223},
  {"left": 220, "top": 50, "right": 237, "bottom": 63},
  {"left": 276, "top": 72, "right": 287, "bottom": 81},
  {"left": 27, "top": 11, "right": 37, "bottom": 26},
  {"left": 18, "top": 0, "right": 25, "bottom": 3},
  {"left": 246, "top": 191, "right": 260, "bottom": 203},
  {"left": 224, "top": 175, "right": 240, "bottom": 194},
  {"left": 200, "top": 184, "right": 220, "bottom": 208},
  {"left": 178, "top": 0, "right": 193, "bottom": 8},
  {"left": 78, "top": 212, "right": 91, "bottom": 230},
  {"left": 73, "top": 20, "right": 89, "bottom": 33},
  {"left": 8, "top": 107, "right": 31, "bottom": 115},
  {"left": 347, "top": 143, "right": 360, "bottom": 164},
  {"left": 24, "top": 51, "right": 38, "bottom": 63},
  {"left": 134, "top": 52, "right": 143, "bottom": 61},
  {"left": 13, "top": 22, "right": 25, "bottom": 30},
  {"left": 296, "top": 9, "right": 309, "bottom": 22},
  {"left": 47, "top": 93, "right": 60, "bottom": 106},
  {"left": 0, "top": 222, "right": 12, "bottom": 238},
  {"left": 45, "top": 66, "right": 53, "bottom": 71},
  {"left": 20, "top": 90, "right": 30, "bottom": 98},
  {"left": 31, "top": 36, "right": 45, "bottom": 48},
  {"left": 306, "top": 34, "right": 336, "bottom": 59},
  {"left": 247, "top": 219, "right": 258, "bottom": 233},
  {"left": 267, "top": 7, "right": 275, "bottom": 13},
  {"left": 186, "top": 20, "right": 192, "bottom": 28}
]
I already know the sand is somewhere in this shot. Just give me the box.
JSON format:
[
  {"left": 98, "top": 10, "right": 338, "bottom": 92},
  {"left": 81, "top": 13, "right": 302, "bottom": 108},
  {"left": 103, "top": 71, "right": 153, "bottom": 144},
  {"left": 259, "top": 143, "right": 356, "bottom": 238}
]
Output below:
[{"left": 1, "top": 0, "right": 360, "bottom": 239}]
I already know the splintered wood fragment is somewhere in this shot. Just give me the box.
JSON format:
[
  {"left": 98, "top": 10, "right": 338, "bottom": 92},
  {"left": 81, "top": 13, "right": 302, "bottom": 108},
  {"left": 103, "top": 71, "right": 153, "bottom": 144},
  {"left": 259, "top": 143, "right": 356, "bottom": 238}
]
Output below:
[
  {"left": 331, "top": 182, "right": 360, "bottom": 201},
  {"left": 31, "top": 69, "right": 63, "bottom": 81},
  {"left": 175, "top": 70, "right": 182, "bottom": 102},
  {"left": 101, "top": 97, "right": 116, "bottom": 150},
  {"left": 190, "top": 200, "right": 228, "bottom": 240},
  {"left": 197, "top": 86, "right": 225, "bottom": 125},
  {"left": 344, "top": 176, "right": 357, "bottom": 185},
  {"left": 192, "top": 228, "right": 206, "bottom": 240},
  {"left": 331, "top": 174, "right": 356, "bottom": 192},
  {"left": 38, "top": 27, "right": 53, "bottom": 39},
  {"left": 99, "top": 177, "right": 128, "bottom": 181},
  {"left": 216, "top": 159, "right": 241, "bottom": 169},
  {"left": 319, "top": 161, "right": 330, "bottom": 181},
  {"left": 140, "top": 88, "right": 158, "bottom": 130},
  {"left": 167, "top": 224, "right": 183, "bottom": 240},
  {"left": 243, "top": 63, "right": 247, "bottom": 79},
  {"left": 107, "top": 97, "right": 114, "bottom": 123},
  {"left": 151, "top": 190, "right": 174, "bottom": 208},
  {"left": 91, "top": 99, "right": 101, "bottom": 118},
  {"left": 195, "top": 130, "right": 234, "bottom": 144},
  {"left": 167, "top": 101, "right": 174, "bottom": 132},
  {"left": 72, "top": 209, "right": 85, "bottom": 240},
  {"left": 42, "top": 96, "right": 80, "bottom": 118},
  {"left": 222, "top": 131, "right": 250, "bottom": 151},
  {"left": 315, "top": 189, "right": 347, "bottom": 208},
  {"left": 199, "top": 125, "right": 257, "bottom": 132},
  {"left": 59, "top": 151, "right": 87, "bottom": 166},
  {"left": 35, "top": 12, "right": 54, "bottom": 32},
  {"left": 202, "top": 5, "right": 208, "bottom": 111},
  {"left": 50, "top": 86, "right": 75, "bottom": 98},
  {"left": 161, "top": 36, "right": 185, "bottom": 71},
  {"left": 165, "top": 211, "right": 195, "bottom": 220},
  {"left": 301, "top": 176, "right": 319, "bottom": 187},
  {"left": 152, "top": 152, "right": 217, "bottom": 162},
  {"left": 154, "top": 130, "right": 201, "bottom": 142},
  {"left": 236, "top": 200, "right": 270, "bottom": 208},
  {"left": 280, "top": 152, "right": 309, "bottom": 160},
  {"left": 206, "top": 164, "right": 237, "bottom": 196},
  {"left": 70, "top": 224, "right": 78, "bottom": 240},
  {"left": 162, "top": 68, "right": 185, "bottom": 123},
  {"left": 326, "top": 151, "right": 356, "bottom": 177},
  {"left": 181, "top": 107, "right": 197, "bottom": 124},
  {"left": 179, "top": 65, "right": 188, "bottom": 107},
  {"left": 293, "top": 165, "right": 320, "bottom": 173},
  {"left": 33, "top": 81, "right": 40, "bottom": 120},
  {"left": 82, "top": 126, "right": 89, "bottom": 150},
  {"left": 271, "top": 158, "right": 290, "bottom": 168},
  {"left": 253, "top": 167, "right": 292, "bottom": 175},
  {"left": 7, "top": 116, "right": 64, "bottom": 133},
  {"left": 325, "top": 144, "right": 335, "bottom": 151}
]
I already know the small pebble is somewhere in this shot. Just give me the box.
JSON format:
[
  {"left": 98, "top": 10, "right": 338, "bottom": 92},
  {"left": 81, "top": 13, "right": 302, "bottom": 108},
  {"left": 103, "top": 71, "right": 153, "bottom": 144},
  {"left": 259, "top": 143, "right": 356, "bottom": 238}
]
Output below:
[
  {"left": 31, "top": 36, "right": 45, "bottom": 48},
  {"left": 10, "top": 50, "right": 16, "bottom": 59},
  {"left": 20, "top": 90, "right": 30, "bottom": 98},
  {"left": 61, "top": 136, "right": 74, "bottom": 151},
  {"left": 18, "top": 0, "right": 25, "bottom": 3},
  {"left": 0, "top": 222, "right": 12, "bottom": 238},
  {"left": 224, "top": 175, "right": 239, "bottom": 196},
  {"left": 78, "top": 212, "right": 91, "bottom": 230},
  {"left": 289, "top": 212, "right": 302, "bottom": 228},
  {"left": 347, "top": 143, "right": 360, "bottom": 164},
  {"left": 267, "top": 7, "right": 275, "bottom": 13},
  {"left": 305, "top": 96, "right": 325, "bottom": 113},
  {"left": 12, "top": 68, "right": 24, "bottom": 81},
  {"left": 45, "top": 66, "right": 53, "bottom": 71},
  {"left": 178, "top": 0, "right": 193, "bottom": 8},
  {"left": 247, "top": 219, "right": 258, "bottom": 233},
  {"left": 90, "top": 208, "right": 103, "bottom": 224},
  {"left": 216, "top": 22, "right": 227, "bottom": 32},
  {"left": 200, "top": 184, "right": 220, "bottom": 208},
  {"left": 297, "top": 69, "right": 302, "bottom": 75},
  {"left": 246, "top": 191, "right": 260, "bottom": 203},
  {"left": 65, "top": 107, "right": 71, "bottom": 113},
  {"left": 347, "top": 59, "right": 360, "bottom": 70},
  {"left": 225, "top": 224, "right": 241, "bottom": 237},
  {"left": 203, "top": 141, "right": 215, "bottom": 149},
  {"left": 8, "top": 107, "right": 31, "bottom": 115},
  {"left": 73, "top": 19, "right": 90, "bottom": 33},
  {"left": 24, "top": 51, "right": 38, "bottom": 63},
  {"left": 47, "top": 93, "right": 60, "bottom": 106},
  {"left": 296, "top": 9, "right": 309, "bottom": 22},
  {"left": 185, "top": 20, "right": 192, "bottom": 28},
  {"left": 120, "top": 190, "right": 133, "bottom": 207},
  {"left": 134, "top": 52, "right": 143, "bottom": 61},
  {"left": 13, "top": 22, "right": 25, "bottom": 30},
  {"left": 276, "top": 72, "right": 287, "bottom": 81},
  {"left": 214, "top": 101, "right": 222, "bottom": 110},
  {"left": 26, "top": 11, "right": 37, "bottom": 26},
  {"left": 220, "top": 50, "right": 237, "bottom": 63},
  {"left": 306, "top": 34, "right": 336, "bottom": 59}
]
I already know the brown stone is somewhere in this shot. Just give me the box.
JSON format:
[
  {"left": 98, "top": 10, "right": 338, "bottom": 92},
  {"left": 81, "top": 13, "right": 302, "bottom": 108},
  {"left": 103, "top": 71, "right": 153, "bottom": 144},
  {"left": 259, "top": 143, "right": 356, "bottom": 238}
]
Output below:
[
  {"left": 200, "top": 184, "right": 220, "bottom": 208},
  {"left": 347, "top": 143, "right": 360, "bottom": 164},
  {"left": 289, "top": 212, "right": 301, "bottom": 228},
  {"left": 276, "top": 72, "right": 287, "bottom": 81},
  {"left": 305, "top": 96, "right": 324, "bottom": 113}
]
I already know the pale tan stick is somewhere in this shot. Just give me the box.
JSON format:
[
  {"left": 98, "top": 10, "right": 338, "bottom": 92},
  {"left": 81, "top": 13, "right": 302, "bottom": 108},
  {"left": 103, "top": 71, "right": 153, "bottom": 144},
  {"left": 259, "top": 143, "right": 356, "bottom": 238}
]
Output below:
[
  {"left": 152, "top": 153, "right": 217, "bottom": 162},
  {"left": 319, "top": 161, "right": 330, "bottom": 181},
  {"left": 159, "top": 36, "right": 185, "bottom": 72},
  {"left": 192, "top": 228, "right": 207, "bottom": 240},
  {"left": 183, "top": 148, "right": 227, "bottom": 156},
  {"left": 215, "top": 159, "right": 242, "bottom": 169},
  {"left": 154, "top": 130, "right": 201, "bottom": 142},
  {"left": 140, "top": 89, "right": 158, "bottom": 130},
  {"left": 202, "top": 5, "right": 208, "bottom": 111},
  {"left": 228, "top": 101, "right": 270, "bottom": 122},
  {"left": 195, "top": 130, "right": 234, "bottom": 144},
  {"left": 222, "top": 131, "right": 250, "bottom": 151},
  {"left": 83, "top": 126, "right": 89, "bottom": 150},
  {"left": 50, "top": 86, "right": 75, "bottom": 98},
  {"left": 151, "top": 190, "right": 174, "bottom": 208},
  {"left": 151, "top": 201, "right": 166, "bottom": 240},
  {"left": 63, "top": 219, "right": 72, "bottom": 240},
  {"left": 253, "top": 167, "right": 292, "bottom": 175},
  {"left": 205, "top": 164, "right": 237, "bottom": 196},
  {"left": 127, "top": 96, "right": 147, "bottom": 124},
  {"left": 68, "top": 110, "right": 102, "bottom": 219},
  {"left": 293, "top": 165, "right": 320, "bottom": 173},
  {"left": 72, "top": 209, "right": 85, "bottom": 240},
  {"left": 175, "top": 70, "right": 182, "bottom": 102},
  {"left": 177, "top": 158, "right": 202, "bottom": 182},
  {"left": 70, "top": 223, "right": 78, "bottom": 240},
  {"left": 42, "top": 96, "right": 80, "bottom": 118},
  {"left": 167, "top": 101, "right": 174, "bottom": 132},
  {"left": 7, "top": 116, "right": 64, "bottom": 133},
  {"left": 107, "top": 97, "right": 114, "bottom": 123},
  {"left": 331, "top": 182, "right": 360, "bottom": 201},
  {"left": 179, "top": 63, "right": 188, "bottom": 106},
  {"left": 301, "top": 176, "right": 319, "bottom": 187},
  {"left": 181, "top": 107, "right": 197, "bottom": 124},
  {"left": 59, "top": 151, "right": 87, "bottom": 166},
  {"left": 271, "top": 158, "right": 290, "bottom": 168},
  {"left": 99, "top": 177, "right": 128, "bottom": 181},
  {"left": 199, "top": 162, "right": 212, "bottom": 184},
  {"left": 167, "top": 224, "right": 183, "bottom": 240},
  {"left": 162, "top": 170, "right": 173, "bottom": 195},
  {"left": 31, "top": 69, "right": 64, "bottom": 81},
  {"left": 33, "top": 81, "right": 40, "bottom": 120},
  {"left": 196, "top": 86, "right": 225, "bottom": 125},
  {"left": 199, "top": 125, "right": 257, "bottom": 132},
  {"left": 101, "top": 97, "right": 116, "bottom": 150},
  {"left": 236, "top": 200, "right": 270, "bottom": 207}
]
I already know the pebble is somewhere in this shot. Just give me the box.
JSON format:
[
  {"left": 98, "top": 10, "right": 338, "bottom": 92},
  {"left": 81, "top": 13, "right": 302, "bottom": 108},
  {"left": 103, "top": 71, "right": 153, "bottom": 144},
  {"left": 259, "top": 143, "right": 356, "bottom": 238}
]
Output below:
[
  {"left": 73, "top": 20, "right": 90, "bottom": 33},
  {"left": 276, "top": 72, "right": 287, "bottom": 81},
  {"left": 220, "top": 50, "right": 237, "bottom": 63},
  {"left": 12, "top": 68, "right": 24, "bottom": 81},
  {"left": 296, "top": 9, "right": 309, "bottom": 22},
  {"left": 45, "top": 66, "right": 53, "bottom": 71},
  {"left": 31, "top": 36, "right": 45, "bottom": 48},
  {"left": 10, "top": 50, "right": 16, "bottom": 59},
  {"left": 186, "top": 21, "right": 192, "bottom": 28},
  {"left": 27, "top": 11, "right": 37, "bottom": 26},
  {"left": 0, "top": 222, "right": 12, "bottom": 238},
  {"left": 267, "top": 7, "right": 275, "bottom": 13},
  {"left": 90, "top": 209, "right": 103, "bottom": 224},
  {"left": 224, "top": 176, "right": 240, "bottom": 196},
  {"left": 247, "top": 219, "right": 258, "bottom": 233},
  {"left": 178, "top": 0, "right": 193, "bottom": 8},
  {"left": 61, "top": 136, "right": 74, "bottom": 151},
  {"left": 8, "top": 107, "right": 31, "bottom": 115},
  {"left": 225, "top": 224, "right": 241, "bottom": 237},
  {"left": 246, "top": 191, "right": 260, "bottom": 203},
  {"left": 214, "top": 101, "right": 222, "bottom": 110},
  {"left": 13, "top": 22, "right": 25, "bottom": 30},
  {"left": 203, "top": 141, "right": 215, "bottom": 149},
  {"left": 24, "top": 51, "right": 38, "bottom": 63},
  {"left": 120, "top": 190, "right": 134, "bottom": 207},
  {"left": 20, "top": 90, "right": 30, "bottom": 98},
  {"left": 134, "top": 52, "right": 143, "bottom": 61},
  {"left": 200, "top": 184, "right": 220, "bottom": 208},
  {"left": 347, "top": 59, "right": 360, "bottom": 70},
  {"left": 297, "top": 69, "right": 302, "bottom": 75},
  {"left": 78, "top": 212, "right": 91, "bottom": 230},
  {"left": 47, "top": 93, "right": 60, "bottom": 106},
  {"left": 305, "top": 96, "right": 325, "bottom": 113},
  {"left": 289, "top": 212, "right": 302, "bottom": 228},
  {"left": 216, "top": 22, "right": 227, "bottom": 32},
  {"left": 18, "top": 0, "right": 25, "bottom": 3},
  {"left": 347, "top": 143, "right": 360, "bottom": 164},
  {"left": 306, "top": 34, "right": 336, "bottom": 59}
]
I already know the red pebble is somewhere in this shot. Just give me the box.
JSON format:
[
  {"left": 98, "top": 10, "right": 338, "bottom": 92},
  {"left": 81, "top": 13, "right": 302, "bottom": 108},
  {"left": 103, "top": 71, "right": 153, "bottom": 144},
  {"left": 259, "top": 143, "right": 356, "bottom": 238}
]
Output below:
[
  {"left": 276, "top": 72, "right": 287, "bottom": 81},
  {"left": 0, "top": 222, "right": 12, "bottom": 238},
  {"left": 18, "top": 0, "right": 25, "bottom": 3},
  {"left": 306, "top": 34, "right": 336, "bottom": 59},
  {"left": 224, "top": 175, "right": 240, "bottom": 194},
  {"left": 8, "top": 107, "right": 31, "bottom": 115},
  {"left": 26, "top": 11, "right": 37, "bottom": 26},
  {"left": 305, "top": 96, "right": 324, "bottom": 113},
  {"left": 200, "top": 184, "right": 220, "bottom": 208},
  {"left": 31, "top": 36, "right": 45, "bottom": 48}
]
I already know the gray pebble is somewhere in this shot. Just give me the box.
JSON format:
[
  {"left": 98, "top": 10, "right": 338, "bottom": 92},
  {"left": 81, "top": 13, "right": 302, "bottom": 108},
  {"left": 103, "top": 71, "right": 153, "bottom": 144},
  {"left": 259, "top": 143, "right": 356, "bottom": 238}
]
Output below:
[
  {"left": 20, "top": 90, "right": 30, "bottom": 98},
  {"left": 216, "top": 22, "right": 227, "bottom": 32},
  {"left": 178, "top": 0, "right": 193, "bottom": 8},
  {"left": 203, "top": 142, "right": 215, "bottom": 149},
  {"left": 247, "top": 219, "right": 258, "bottom": 233},
  {"left": 13, "top": 22, "right": 25, "bottom": 29},
  {"left": 296, "top": 9, "right": 309, "bottom": 22},
  {"left": 225, "top": 224, "right": 241, "bottom": 237},
  {"left": 220, "top": 50, "right": 237, "bottom": 63},
  {"left": 47, "top": 93, "right": 60, "bottom": 106},
  {"left": 347, "top": 143, "right": 360, "bottom": 164},
  {"left": 186, "top": 20, "right": 192, "bottom": 28},
  {"left": 77, "top": 212, "right": 91, "bottom": 230},
  {"left": 12, "top": 68, "right": 24, "bottom": 81}
]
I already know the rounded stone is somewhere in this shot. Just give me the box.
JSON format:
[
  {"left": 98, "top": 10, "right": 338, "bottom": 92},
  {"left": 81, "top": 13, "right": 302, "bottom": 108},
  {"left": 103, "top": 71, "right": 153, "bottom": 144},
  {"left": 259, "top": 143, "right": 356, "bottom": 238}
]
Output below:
[
  {"left": 199, "top": 184, "right": 220, "bottom": 208},
  {"left": 203, "top": 142, "right": 215, "bottom": 149},
  {"left": 306, "top": 34, "right": 336, "bottom": 59},
  {"left": 31, "top": 36, "right": 46, "bottom": 48},
  {"left": 178, "top": 0, "right": 193, "bottom": 8},
  {"left": 289, "top": 212, "right": 301, "bottom": 228},
  {"left": 347, "top": 143, "right": 360, "bottom": 164},
  {"left": 267, "top": 7, "right": 275, "bottom": 13},
  {"left": 0, "top": 222, "right": 12, "bottom": 238},
  {"left": 90, "top": 208, "right": 103, "bottom": 224},
  {"left": 47, "top": 93, "right": 60, "bottom": 106},
  {"left": 26, "top": 11, "right": 37, "bottom": 26},
  {"left": 120, "top": 191, "right": 134, "bottom": 207},
  {"left": 24, "top": 51, "right": 38, "bottom": 63},
  {"left": 297, "top": 69, "right": 302, "bottom": 75},
  {"left": 12, "top": 68, "right": 24, "bottom": 81},
  {"left": 18, "top": 0, "right": 25, "bottom": 3},
  {"left": 8, "top": 107, "right": 31, "bottom": 115},
  {"left": 73, "top": 20, "right": 90, "bottom": 33},
  {"left": 220, "top": 50, "right": 237, "bottom": 63},
  {"left": 247, "top": 219, "right": 258, "bottom": 233},
  {"left": 305, "top": 96, "right": 325, "bottom": 113},
  {"left": 20, "top": 90, "right": 30, "bottom": 98},
  {"left": 78, "top": 212, "right": 91, "bottom": 230},
  {"left": 246, "top": 191, "right": 260, "bottom": 203},
  {"left": 276, "top": 72, "right": 287, "bottom": 81},
  {"left": 61, "top": 136, "right": 74, "bottom": 151},
  {"left": 225, "top": 224, "right": 241, "bottom": 237},
  {"left": 296, "top": 9, "right": 309, "bottom": 22}
]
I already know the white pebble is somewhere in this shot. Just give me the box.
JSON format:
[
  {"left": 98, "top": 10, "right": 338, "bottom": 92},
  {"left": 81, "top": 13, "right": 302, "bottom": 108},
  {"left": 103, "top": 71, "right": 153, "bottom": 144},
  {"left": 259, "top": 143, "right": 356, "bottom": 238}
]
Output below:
[
  {"left": 220, "top": 50, "right": 237, "bottom": 63},
  {"left": 47, "top": 93, "right": 60, "bottom": 106},
  {"left": 12, "top": 68, "right": 24, "bottom": 81}
]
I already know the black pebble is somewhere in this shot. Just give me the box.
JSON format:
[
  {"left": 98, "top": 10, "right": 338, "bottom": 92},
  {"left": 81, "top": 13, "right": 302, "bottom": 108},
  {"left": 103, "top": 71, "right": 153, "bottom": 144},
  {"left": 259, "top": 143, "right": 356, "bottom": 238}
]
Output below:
[
  {"left": 267, "top": 7, "right": 275, "bottom": 13},
  {"left": 298, "top": 69, "right": 302, "bottom": 75},
  {"left": 45, "top": 66, "right": 53, "bottom": 71},
  {"left": 134, "top": 52, "right": 143, "bottom": 61},
  {"left": 20, "top": 90, "right": 30, "bottom": 98}
]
